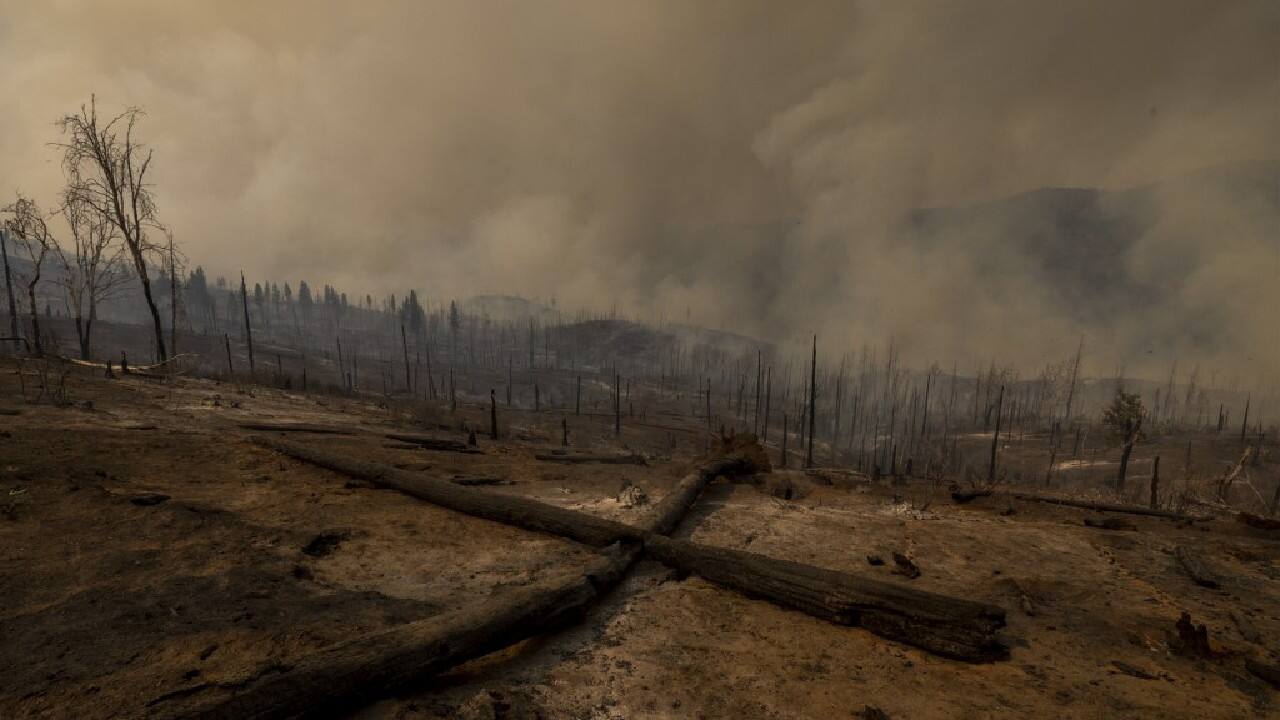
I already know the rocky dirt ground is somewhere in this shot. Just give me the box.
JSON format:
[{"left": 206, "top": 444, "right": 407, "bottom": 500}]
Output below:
[{"left": 2, "top": 360, "right": 1278, "bottom": 719}]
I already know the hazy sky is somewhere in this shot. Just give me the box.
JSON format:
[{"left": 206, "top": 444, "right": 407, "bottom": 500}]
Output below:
[{"left": 2, "top": 1, "right": 1279, "bottom": 376}]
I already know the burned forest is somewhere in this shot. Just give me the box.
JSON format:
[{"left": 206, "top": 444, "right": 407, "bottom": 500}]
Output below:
[{"left": 3, "top": 3, "right": 1280, "bottom": 719}]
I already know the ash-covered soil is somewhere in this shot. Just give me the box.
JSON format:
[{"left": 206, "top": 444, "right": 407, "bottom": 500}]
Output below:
[{"left": 1, "top": 363, "right": 1277, "bottom": 719}]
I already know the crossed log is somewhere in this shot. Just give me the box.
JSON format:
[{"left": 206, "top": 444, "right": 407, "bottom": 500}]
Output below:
[{"left": 154, "top": 436, "right": 1007, "bottom": 718}]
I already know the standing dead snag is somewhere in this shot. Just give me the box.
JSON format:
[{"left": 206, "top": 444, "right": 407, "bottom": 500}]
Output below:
[
  {"left": 1240, "top": 394, "right": 1250, "bottom": 445},
  {"left": 58, "top": 96, "right": 170, "bottom": 362},
  {"left": 0, "top": 228, "right": 19, "bottom": 350},
  {"left": 401, "top": 323, "right": 412, "bottom": 392},
  {"left": 780, "top": 412, "right": 788, "bottom": 468},
  {"left": 240, "top": 272, "right": 255, "bottom": 375},
  {"left": 806, "top": 335, "right": 817, "bottom": 469},
  {"left": 1149, "top": 455, "right": 1160, "bottom": 509},
  {"left": 1116, "top": 414, "right": 1142, "bottom": 492},
  {"left": 762, "top": 365, "right": 772, "bottom": 444},
  {"left": 988, "top": 385, "right": 1004, "bottom": 482},
  {"left": 489, "top": 389, "right": 498, "bottom": 440},
  {"left": 56, "top": 190, "right": 125, "bottom": 359},
  {"left": 705, "top": 377, "right": 712, "bottom": 430},
  {"left": 2, "top": 195, "right": 56, "bottom": 356}
]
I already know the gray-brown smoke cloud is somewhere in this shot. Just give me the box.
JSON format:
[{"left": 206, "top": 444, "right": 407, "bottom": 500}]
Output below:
[{"left": 2, "top": 1, "right": 1278, "bottom": 380}]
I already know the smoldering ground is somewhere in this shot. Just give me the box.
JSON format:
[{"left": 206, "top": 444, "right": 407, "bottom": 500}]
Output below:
[{"left": 1, "top": 1, "right": 1278, "bottom": 379}]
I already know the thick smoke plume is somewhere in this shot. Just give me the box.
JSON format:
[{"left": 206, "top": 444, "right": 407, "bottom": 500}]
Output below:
[{"left": 2, "top": 1, "right": 1278, "bottom": 380}]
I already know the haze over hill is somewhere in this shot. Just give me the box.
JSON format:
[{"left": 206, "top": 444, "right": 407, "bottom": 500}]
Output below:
[{"left": 2, "top": 1, "right": 1278, "bottom": 380}]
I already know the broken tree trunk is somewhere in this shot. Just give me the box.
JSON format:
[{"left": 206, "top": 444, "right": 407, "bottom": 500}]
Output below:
[
  {"left": 253, "top": 434, "right": 731, "bottom": 547},
  {"left": 1173, "top": 545, "right": 1219, "bottom": 588},
  {"left": 1150, "top": 455, "right": 1160, "bottom": 510},
  {"left": 384, "top": 433, "right": 481, "bottom": 454},
  {"left": 252, "top": 437, "right": 1007, "bottom": 661},
  {"left": 1005, "top": 491, "right": 1210, "bottom": 521},
  {"left": 641, "top": 537, "right": 1004, "bottom": 661},
  {"left": 534, "top": 451, "right": 647, "bottom": 466},
  {"left": 161, "top": 446, "right": 737, "bottom": 719},
  {"left": 237, "top": 422, "right": 352, "bottom": 434},
  {"left": 157, "top": 544, "right": 639, "bottom": 720}
]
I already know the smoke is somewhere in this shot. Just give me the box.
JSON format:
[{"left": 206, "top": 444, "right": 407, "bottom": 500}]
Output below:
[{"left": 1, "top": 1, "right": 1278, "bottom": 379}]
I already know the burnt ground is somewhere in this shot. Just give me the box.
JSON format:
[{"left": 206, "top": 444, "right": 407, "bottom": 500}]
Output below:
[{"left": 2, "top": 360, "right": 1278, "bottom": 719}]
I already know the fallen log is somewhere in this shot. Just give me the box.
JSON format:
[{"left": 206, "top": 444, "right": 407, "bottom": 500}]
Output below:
[
  {"left": 255, "top": 435, "right": 647, "bottom": 546},
  {"left": 384, "top": 433, "right": 479, "bottom": 453},
  {"left": 451, "top": 477, "right": 515, "bottom": 487},
  {"left": 161, "top": 443, "right": 731, "bottom": 719},
  {"left": 950, "top": 489, "right": 993, "bottom": 504},
  {"left": 253, "top": 437, "right": 1007, "bottom": 661},
  {"left": 1237, "top": 512, "right": 1280, "bottom": 531},
  {"left": 644, "top": 537, "right": 1005, "bottom": 662},
  {"left": 1006, "top": 492, "right": 1211, "bottom": 521},
  {"left": 383, "top": 441, "right": 482, "bottom": 455},
  {"left": 1246, "top": 657, "right": 1280, "bottom": 688},
  {"left": 238, "top": 422, "right": 352, "bottom": 434},
  {"left": 1084, "top": 516, "right": 1136, "bottom": 531},
  {"left": 155, "top": 545, "right": 638, "bottom": 720},
  {"left": 534, "top": 451, "right": 647, "bottom": 466},
  {"left": 1173, "top": 546, "right": 1219, "bottom": 588}
]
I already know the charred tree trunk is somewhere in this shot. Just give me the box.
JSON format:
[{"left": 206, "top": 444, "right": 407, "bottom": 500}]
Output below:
[
  {"left": 401, "top": 324, "right": 412, "bottom": 392},
  {"left": 780, "top": 412, "right": 788, "bottom": 469},
  {"left": 224, "top": 334, "right": 234, "bottom": 377},
  {"left": 1149, "top": 455, "right": 1160, "bottom": 509},
  {"left": 0, "top": 229, "right": 19, "bottom": 351},
  {"left": 169, "top": 236, "right": 179, "bottom": 359},
  {"left": 763, "top": 365, "right": 772, "bottom": 444},
  {"left": 251, "top": 436, "right": 1007, "bottom": 663},
  {"left": 240, "top": 272, "right": 254, "bottom": 376},
  {"left": 988, "top": 385, "right": 1004, "bottom": 482},
  {"left": 157, "top": 452, "right": 736, "bottom": 720},
  {"left": 1117, "top": 414, "right": 1142, "bottom": 492},
  {"left": 490, "top": 389, "right": 498, "bottom": 440},
  {"left": 806, "top": 336, "right": 817, "bottom": 468},
  {"left": 1241, "top": 395, "right": 1250, "bottom": 445},
  {"left": 25, "top": 279, "right": 42, "bottom": 356}
]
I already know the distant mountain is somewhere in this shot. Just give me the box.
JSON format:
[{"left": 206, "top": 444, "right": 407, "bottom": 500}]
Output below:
[{"left": 901, "top": 159, "right": 1280, "bottom": 360}]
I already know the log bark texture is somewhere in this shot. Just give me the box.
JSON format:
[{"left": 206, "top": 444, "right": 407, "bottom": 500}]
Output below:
[
  {"left": 154, "top": 545, "right": 638, "bottom": 720},
  {"left": 1173, "top": 545, "right": 1219, "bottom": 588},
  {"left": 251, "top": 437, "right": 1006, "bottom": 661},
  {"left": 161, "top": 446, "right": 734, "bottom": 718},
  {"left": 384, "top": 433, "right": 480, "bottom": 453},
  {"left": 645, "top": 537, "right": 1006, "bottom": 662},
  {"left": 534, "top": 452, "right": 647, "bottom": 466},
  {"left": 1006, "top": 492, "right": 1210, "bottom": 521},
  {"left": 237, "top": 422, "right": 352, "bottom": 434}
]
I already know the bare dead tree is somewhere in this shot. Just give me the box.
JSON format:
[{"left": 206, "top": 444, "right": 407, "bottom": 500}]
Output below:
[
  {"left": 806, "top": 335, "right": 817, "bottom": 469},
  {"left": 987, "top": 384, "right": 1004, "bottom": 483},
  {"left": 0, "top": 228, "right": 19, "bottom": 350},
  {"left": 56, "top": 191, "right": 126, "bottom": 359},
  {"left": 240, "top": 271, "right": 255, "bottom": 375},
  {"left": 1116, "top": 413, "right": 1143, "bottom": 492},
  {"left": 57, "top": 96, "right": 169, "bottom": 361},
  {"left": 2, "top": 195, "right": 55, "bottom": 356},
  {"left": 165, "top": 229, "right": 186, "bottom": 358}
]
